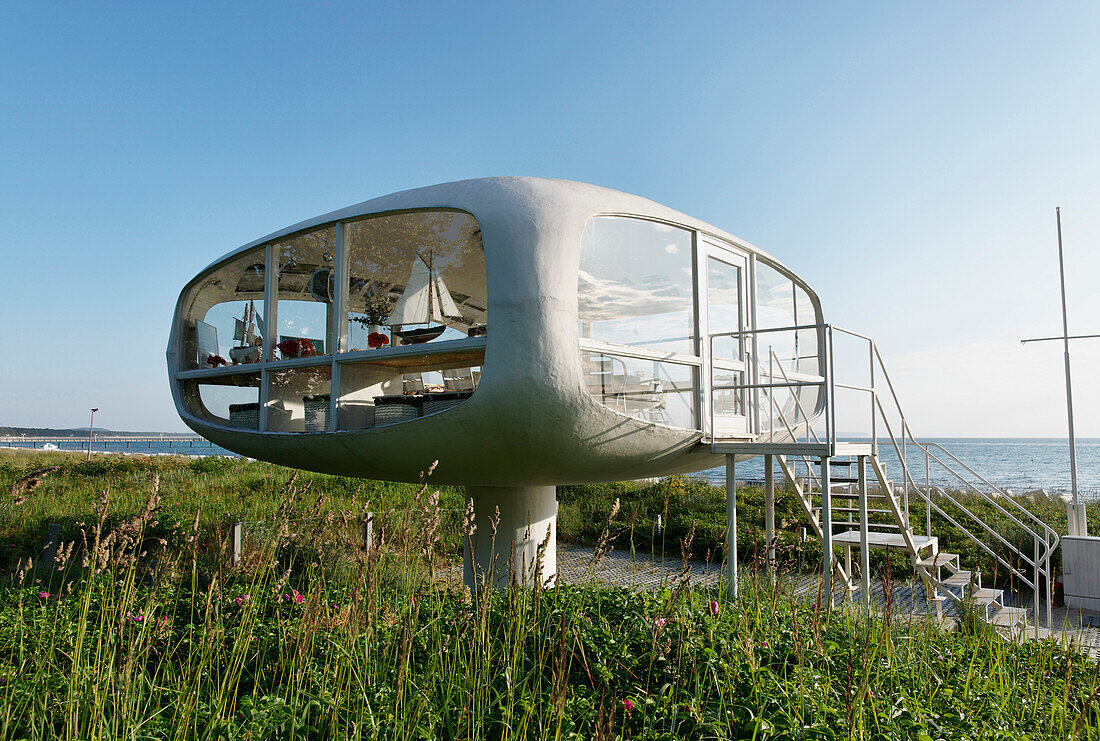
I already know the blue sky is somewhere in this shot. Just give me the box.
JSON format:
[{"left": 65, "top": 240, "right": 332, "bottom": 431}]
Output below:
[{"left": 1, "top": 2, "right": 1098, "bottom": 435}]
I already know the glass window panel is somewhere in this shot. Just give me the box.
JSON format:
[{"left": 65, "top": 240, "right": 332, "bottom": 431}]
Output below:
[
  {"left": 581, "top": 353, "right": 696, "bottom": 429},
  {"left": 336, "top": 359, "right": 481, "bottom": 429},
  {"left": 712, "top": 369, "right": 747, "bottom": 437},
  {"left": 179, "top": 248, "right": 267, "bottom": 371},
  {"left": 707, "top": 257, "right": 744, "bottom": 362},
  {"left": 578, "top": 218, "right": 695, "bottom": 355},
  {"left": 267, "top": 365, "right": 333, "bottom": 432},
  {"left": 273, "top": 227, "right": 337, "bottom": 360},
  {"left": 755, "top": 262, "right": 798, "bottom": 373},
  {"left": 181, "top": 373, "right": 262, "bottom": 429},
  {"left": 344, "top": 211, "right": 486, "bottom": 352},
  {"left": 793, "top": 284, "right": 820, "bottom": 378}
]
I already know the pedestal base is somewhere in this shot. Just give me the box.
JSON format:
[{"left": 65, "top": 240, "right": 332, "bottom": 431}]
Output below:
[{"left": 463, "top": 485, "right": 557, "bottom": 589}]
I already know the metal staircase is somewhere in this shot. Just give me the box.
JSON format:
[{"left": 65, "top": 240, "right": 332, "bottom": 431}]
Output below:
[{"left": 709, "top": 323, "right": 1059, "bottom": 637}]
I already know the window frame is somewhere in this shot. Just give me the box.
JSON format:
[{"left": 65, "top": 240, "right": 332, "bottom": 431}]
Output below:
[{"left": 176, "top": 208, "right": 487, "bottom": 433}]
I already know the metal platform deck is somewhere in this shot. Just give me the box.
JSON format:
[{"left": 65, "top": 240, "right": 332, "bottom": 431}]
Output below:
[
  {"left": 832, "top": 530, "right": 938, "bottom": 553},
  {"left": 709, "top": 441, "right": 876, "bottom": 457}
]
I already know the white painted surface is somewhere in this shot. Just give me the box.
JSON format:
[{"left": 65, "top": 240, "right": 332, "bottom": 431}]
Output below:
[
  {"left": 1063, "top": 535, "right": 1100, "bottom": 610},
  {"left": 169, "top": 177, "right": 825, "bottom": 588},
  {"left": 462, "top": 485, "right": 556, "bottom": 588},
  {"left": 170, "top": 177, "right": 821, "bottom": 487}
]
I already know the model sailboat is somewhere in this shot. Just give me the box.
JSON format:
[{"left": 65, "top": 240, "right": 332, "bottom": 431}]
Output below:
[
  {"left": 229, "top": 300, "right": 265, "bottom": 363},
  {"left": 388, "top": 252, "right": 462, "bottom": 344}
]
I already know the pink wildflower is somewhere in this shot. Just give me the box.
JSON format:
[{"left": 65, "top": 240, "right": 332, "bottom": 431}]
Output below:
[
  {"left": 235, "top": 594, "right": 252, "bottom": 606},
  {"left": 869, "top": 690, "right": 876, "bottom": 700},
  {"left": 38, "top": 592, "right": 50, "bottom": 600},
  {"left": 708, "top": 600, "right": 720, "bottom": 616},
  {"left": 293, "top": 590, "right": 305, "bottom": 604},
  {"left": 654, "top": 617, "right": 667, "bottom": 628},
  {"left": 622, "top": 698, "right": 634, "bottom": 712}
]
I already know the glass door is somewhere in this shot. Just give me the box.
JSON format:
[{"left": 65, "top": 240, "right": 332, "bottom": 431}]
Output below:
[{"left": 701, "top": 240, "right": 749, "bottom": 439}]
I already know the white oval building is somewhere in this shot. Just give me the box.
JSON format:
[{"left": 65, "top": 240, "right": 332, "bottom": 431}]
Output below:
[{"left": 168, "top": 177, "right": 825, "bottom": 585}]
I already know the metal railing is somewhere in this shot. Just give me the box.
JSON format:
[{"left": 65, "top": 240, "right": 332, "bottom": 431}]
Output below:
[{"left": 708, "top": 323, "right": 1060, "bottom": 634}]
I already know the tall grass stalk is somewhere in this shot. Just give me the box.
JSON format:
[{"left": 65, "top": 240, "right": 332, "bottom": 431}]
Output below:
[{"left": 1, "top": 450, "right": 1098, "bottom": 738}]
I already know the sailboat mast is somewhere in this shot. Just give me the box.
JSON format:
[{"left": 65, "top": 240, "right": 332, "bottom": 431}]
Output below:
[{"left": 426, "top": 250, "right": 434, "bottom": 328}]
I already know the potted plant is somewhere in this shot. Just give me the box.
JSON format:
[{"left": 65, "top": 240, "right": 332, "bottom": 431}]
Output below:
[{"left": 351, "top": 292, "right": 393, "bottom": 348}]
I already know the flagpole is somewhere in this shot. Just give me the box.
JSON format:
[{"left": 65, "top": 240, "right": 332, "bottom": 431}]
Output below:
[{"left": 1055, "top": 207, "right": 1080, "bottom": 508}]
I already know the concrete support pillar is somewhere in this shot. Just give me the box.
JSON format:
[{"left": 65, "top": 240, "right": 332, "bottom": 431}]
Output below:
[
  {"left": 764, "top": 455, "right": 775, "bottom": 571},
  {"left": 463, "top": 485, "right": 557, "bottom": 589},
  {"left": 725, "top": 456, "right": 738, "bottom": 600}
]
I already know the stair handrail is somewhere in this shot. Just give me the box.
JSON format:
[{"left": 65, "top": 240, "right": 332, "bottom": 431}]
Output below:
[
  {"left": 861, "top": 338, "right": 1056, "bottom": 632},
  {"left": 921, "top": 484, "right": 1037, "bottom": 588},
  {"left": 865, "top": 337, "right": 1060, "bottom": 566},
  {"left": 766, "top": 346, "right": 823, "bottom": 446},
  {"left": 863, "top": 348, "right": 1059, "bottom": 564},
  {"left": 923, "top": 442, "right": 1059, "bottom": 545},
  {"left": 820, "top": 325, "right": 1055, "bottom": 634},
  {"left": 709, "top": 322, "right": 1057, "bottom": 629},
  {"left": 874, "top": 401, "right": 1052, "bottom": 552},
  {"left": 707, "top": 323, "right": 827, "bottom": 443}
]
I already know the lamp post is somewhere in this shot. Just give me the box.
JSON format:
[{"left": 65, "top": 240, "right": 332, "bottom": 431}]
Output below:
[{"left": 87, "top": 408, "right": 98, "bottom": 461}]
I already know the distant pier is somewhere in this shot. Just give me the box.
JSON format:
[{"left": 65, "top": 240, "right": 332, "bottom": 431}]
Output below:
[{"left": 1, "top": 436, "right": 213, "bottom": 450}]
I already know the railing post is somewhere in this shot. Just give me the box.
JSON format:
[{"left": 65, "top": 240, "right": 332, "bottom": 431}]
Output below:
[
  {"left": 1034, "top": 537, "right": 1041, "bottom": 640},
  {"left": 1046, "top": 532, "right": 1053, "bottom": 633},
  {"left": 869, "top": 339, "right": 876, "bottom": 456},
  {"left": 230, "top": 522, "right": 242, "bottom": 566},
  {"left": 363, "top": 512, "right": 374, "bottom": 554},
  {"left": 725, "top": 456, "right": 738, "bottom": 601},
  {"left": 858, "top": 456, "right": 870, "bottom": 608},
  {"left": 925, "top": 449, "right": 932, "bottom": 536},
  {"left": 765, "top": 455, "right": 775, "bottom": 571},
  {"left": 821, "top": 455, "right": 832, "bottom": 606}
]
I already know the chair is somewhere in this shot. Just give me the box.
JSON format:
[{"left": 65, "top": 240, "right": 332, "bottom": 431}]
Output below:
[
  {"left": 443, "top": 368, "right": 477, "bottom": 391},
  {"left": 402, "top": 374, "right": 426, "bottom": 394}
]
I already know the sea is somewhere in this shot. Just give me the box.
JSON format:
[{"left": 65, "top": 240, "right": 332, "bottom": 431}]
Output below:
[
  {"left": 695, "top": 437, "right": 1100, "bottom": 498},
  {"left": 5, "top": 437, "right": 1099, "bottom": 498}
]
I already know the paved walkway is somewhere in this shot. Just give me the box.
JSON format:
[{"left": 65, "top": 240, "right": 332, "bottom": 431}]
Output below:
[{"left": 555, "top": 544, "right": 1100, "bottom": 657}]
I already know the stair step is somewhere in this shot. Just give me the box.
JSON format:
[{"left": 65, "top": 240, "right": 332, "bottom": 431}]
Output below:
[
  {"left": 920, "top": 552, "right": 960, "bottom": 568},
  {"left": 812, "top": 507, "right": 894, "bottom": 515},
  {"left": 943, "top": 571, "right": 975, "bottom": 588},
  {"left": 990, "top": 606, "right": 1028, "bottom": 628},
  {"left": 972, "top": 588, "right": 1004, "bottom": 606}
]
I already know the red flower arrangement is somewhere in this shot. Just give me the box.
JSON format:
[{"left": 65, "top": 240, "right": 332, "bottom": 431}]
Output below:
[
  {"left": 206, "top": 354, "right": 228, "bottom": 367},
  {"left": 276, "top": 338, "right": 315, "bottom": 359},
  {"left": 367, "top": 332, "right": 390, "bottom": 349}
]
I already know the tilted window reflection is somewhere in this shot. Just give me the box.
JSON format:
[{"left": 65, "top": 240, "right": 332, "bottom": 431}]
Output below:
[
  {"left": 344, "top": 211, "right": 486, "bottom": 351},
  {"left": 180, "top": 248, "right": 267, "bottom": 371},
  {"left": 273, "top": 227, "right": 337, "bottom": 359},
  {"left": 578, "top": 217, "right": 695, "bottom": 355}
]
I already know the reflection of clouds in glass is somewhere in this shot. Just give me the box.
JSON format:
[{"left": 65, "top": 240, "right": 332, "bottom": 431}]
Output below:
[
  {"left": 580, "top": 311, "right": 692, "bottom": 348},
  {"left": 579, "top": 217, "right": 695, "bottom": 354},
  {"left": 578, "top": 270, "right": 688, "bottom": 322}
]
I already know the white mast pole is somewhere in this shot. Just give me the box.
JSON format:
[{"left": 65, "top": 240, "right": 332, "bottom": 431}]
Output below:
[{"left": 1055, "top": 207, "right": 1080, "bottom": 508}]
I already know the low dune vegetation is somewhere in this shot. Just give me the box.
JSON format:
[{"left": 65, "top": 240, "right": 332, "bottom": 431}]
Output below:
[{"left": 0, "top": 449, "right": 1097, "bottom": 739}]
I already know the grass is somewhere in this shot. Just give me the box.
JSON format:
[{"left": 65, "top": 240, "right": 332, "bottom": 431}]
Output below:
[{"left": 1, "top": 449, "right": 1098, "bottom": 739}]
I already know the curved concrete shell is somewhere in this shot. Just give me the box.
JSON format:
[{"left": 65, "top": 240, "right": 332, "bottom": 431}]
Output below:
[{"left": 169, "top": 177, "right": 825, "bottom": 488}]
